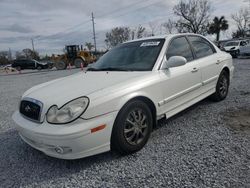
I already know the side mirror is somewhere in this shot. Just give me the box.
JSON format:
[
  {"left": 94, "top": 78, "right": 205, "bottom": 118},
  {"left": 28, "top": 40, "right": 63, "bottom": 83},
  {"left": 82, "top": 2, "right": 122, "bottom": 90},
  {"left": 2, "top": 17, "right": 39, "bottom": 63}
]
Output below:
[{"left": 162, "top": 56, "right": 187, "bottom": 69}]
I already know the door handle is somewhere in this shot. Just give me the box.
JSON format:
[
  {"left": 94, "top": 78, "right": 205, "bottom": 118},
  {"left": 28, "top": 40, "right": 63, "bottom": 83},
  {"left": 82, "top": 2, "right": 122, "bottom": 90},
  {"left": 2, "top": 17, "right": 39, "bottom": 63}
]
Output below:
[
  {"left": 191, "top": 67, "right": 199, "bottom": 73},
  {"left": 216, "top": 60, "right": 221, "bottom": 65}
]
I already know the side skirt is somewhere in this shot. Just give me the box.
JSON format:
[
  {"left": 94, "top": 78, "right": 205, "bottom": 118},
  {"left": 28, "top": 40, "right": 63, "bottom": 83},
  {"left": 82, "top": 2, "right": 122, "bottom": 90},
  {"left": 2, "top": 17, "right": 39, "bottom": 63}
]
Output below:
[{"left": 157, "top": 88, "right": 215, "bottom": 120}]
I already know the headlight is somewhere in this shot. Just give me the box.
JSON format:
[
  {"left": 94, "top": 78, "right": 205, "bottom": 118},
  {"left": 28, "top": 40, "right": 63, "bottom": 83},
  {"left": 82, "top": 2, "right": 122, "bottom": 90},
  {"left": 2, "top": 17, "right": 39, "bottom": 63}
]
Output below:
[{"left": 46, "top": 97, "right": 89, "bottom": 124}]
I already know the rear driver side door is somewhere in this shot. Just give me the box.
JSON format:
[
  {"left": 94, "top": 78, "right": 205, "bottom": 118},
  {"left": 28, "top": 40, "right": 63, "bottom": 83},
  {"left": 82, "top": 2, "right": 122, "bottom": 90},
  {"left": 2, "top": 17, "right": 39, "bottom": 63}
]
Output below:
[
  {"left": 159, "top": 36, "right": 202, "bottom": 117},
  {"left": 187, "top": 36, "right": 222, "bottom": 93}
]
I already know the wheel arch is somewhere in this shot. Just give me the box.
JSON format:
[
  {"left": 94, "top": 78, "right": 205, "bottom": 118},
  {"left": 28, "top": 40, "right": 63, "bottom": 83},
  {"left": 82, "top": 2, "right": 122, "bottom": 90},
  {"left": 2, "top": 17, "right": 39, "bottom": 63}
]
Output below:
[
  {"left": 221, "top": 66, "right": 230, "bottom": 83},
  {"left": 76, "top": 56, "right": 86, "bottom": 62},
  {"left": 117, "top": 95, "right": 157, "bottom": 128}
]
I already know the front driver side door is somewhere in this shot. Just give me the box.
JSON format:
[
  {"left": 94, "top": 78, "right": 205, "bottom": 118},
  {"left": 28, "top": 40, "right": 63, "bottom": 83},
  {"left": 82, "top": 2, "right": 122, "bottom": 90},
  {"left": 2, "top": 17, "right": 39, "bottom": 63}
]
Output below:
[{"left": 158, "top": 36, "right": 202, "bottom": 118}]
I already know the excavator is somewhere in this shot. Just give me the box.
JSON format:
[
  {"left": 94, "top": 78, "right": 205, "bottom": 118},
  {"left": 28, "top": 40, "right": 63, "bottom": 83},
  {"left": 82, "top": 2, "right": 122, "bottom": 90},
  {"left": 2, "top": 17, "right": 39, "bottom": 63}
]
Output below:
[{"left": 51, "top": 45, "right": 96, "bottom": 70}]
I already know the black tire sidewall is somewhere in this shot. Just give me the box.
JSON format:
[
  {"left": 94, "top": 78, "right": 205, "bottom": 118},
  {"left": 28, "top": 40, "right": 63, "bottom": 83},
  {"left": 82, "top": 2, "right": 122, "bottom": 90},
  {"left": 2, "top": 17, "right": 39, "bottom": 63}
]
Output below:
[
  {"left": 111, "top": 100, "right": 153, "bottom": 154},
  {"left": 74, "top": 58, "right": 86, "bottom": 68},
  {"left": 215, "top": 70, "right": 229, "bottom": 100},
  {"left": 56, "top": 61, "right": 66, "bottom": 70}
]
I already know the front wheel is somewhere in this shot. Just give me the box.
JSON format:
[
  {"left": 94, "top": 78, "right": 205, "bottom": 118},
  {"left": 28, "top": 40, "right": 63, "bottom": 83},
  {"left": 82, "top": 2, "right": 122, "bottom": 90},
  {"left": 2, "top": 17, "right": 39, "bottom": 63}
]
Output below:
[
  {"left": 210, "top": 70, "right": 229, "bottom": 101},
  {"left": 111, "top": 100, "right": 153, "bottom": 155},
  {"left": 55, "top": 61, "right": 67, "bottom": 70},
  {"left": 74, "top": 58, "right": 86, "bottom": 68}
]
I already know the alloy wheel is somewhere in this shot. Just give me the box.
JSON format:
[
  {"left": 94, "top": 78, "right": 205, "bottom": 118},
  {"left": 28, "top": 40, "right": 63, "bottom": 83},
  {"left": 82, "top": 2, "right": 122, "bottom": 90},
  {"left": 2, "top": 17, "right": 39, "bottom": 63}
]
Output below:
[
  {"left": 219, "top": 75, "right": 228, "bottom": 97},
  {"left": 124, "top": 109, "right": 148, "bottom": 145}
]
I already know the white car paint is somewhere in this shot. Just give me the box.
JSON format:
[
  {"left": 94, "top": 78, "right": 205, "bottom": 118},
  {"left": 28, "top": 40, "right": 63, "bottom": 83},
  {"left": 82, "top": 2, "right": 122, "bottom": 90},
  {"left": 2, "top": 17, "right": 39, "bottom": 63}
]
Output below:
[
  {"left": 223, "top": 40, "right": 248, "bottom": 56},
  {"left": 12, "top": 34, "right": 234, "bottom": 159},
  {"left": 223, "top": 41, "right": 241, "bottom": 52}
]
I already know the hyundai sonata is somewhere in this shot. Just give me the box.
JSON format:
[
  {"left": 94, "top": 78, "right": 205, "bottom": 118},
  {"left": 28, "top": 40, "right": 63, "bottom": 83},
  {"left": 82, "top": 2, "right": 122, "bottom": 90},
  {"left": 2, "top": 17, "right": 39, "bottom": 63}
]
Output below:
[{"left": 12, "top": 34, "right": 234, "bottom": 159}]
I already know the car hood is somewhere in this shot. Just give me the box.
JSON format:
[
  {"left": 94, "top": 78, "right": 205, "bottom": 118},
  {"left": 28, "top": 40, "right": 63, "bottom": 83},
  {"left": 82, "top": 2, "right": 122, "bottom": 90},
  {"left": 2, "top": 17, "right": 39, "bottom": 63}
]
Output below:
[{"left": 23, "top": 71, "right": 148, "bottom": 108}]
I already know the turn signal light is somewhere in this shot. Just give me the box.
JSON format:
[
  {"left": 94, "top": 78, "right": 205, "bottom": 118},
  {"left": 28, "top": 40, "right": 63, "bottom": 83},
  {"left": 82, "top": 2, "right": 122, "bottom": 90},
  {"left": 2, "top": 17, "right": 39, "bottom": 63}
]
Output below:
[{"left": 91, "top": 124, "right": 106, "bottom": 133}]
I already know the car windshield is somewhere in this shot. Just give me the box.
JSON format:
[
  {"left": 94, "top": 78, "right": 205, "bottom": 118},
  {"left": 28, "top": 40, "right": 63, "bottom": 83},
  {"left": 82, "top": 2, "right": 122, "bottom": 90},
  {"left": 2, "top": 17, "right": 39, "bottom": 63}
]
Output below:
[
  {"left": 225, "top": 41, "right": 239, "bottom": 46},
  {"left": 88, "top": 39, "right": 165, "bottom": 71}
]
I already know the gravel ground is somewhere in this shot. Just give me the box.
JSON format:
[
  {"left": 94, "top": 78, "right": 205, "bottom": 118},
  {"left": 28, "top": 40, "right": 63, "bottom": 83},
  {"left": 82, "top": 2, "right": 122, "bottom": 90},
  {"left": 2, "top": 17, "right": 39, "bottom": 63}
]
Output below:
[{"left": 0, "top": 59, "right": 250, "bottom": 188}]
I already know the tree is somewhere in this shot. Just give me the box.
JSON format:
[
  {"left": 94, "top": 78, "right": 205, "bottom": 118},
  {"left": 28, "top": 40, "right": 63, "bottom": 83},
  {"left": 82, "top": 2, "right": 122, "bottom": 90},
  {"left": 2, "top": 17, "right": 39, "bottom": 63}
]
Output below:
[
  {"left": 0, "top": 51, "right": 9, "bottom": 65},
  {"left": 208, "top": 16, "right": 229, "bottom": 41},
  {"left": 148, "top": 22, "right": 158, "bottom": 36},
  {"left": 131, "top": 25, "right": 146, "bottom": 40},
  {"left": 15, "top": 49, "right": 39, "bottom": 60},
  {"left": 162, "top": 19, "right": 176, "bottom": 34},
  {"left": 231, "top": 8, "right": 250, "bottom": 38},
  {"left": 15, "top": 51, "right": 25, "bottom": 60},
  {"left": 22, "top": 48, "right": 40, "bottom": 60},
  {"left": 232, "top": 30, "right": 247, "bottom": 38},
  {"left": 136, "top": 25, "right": 146, "bottom": 39},
  {"left": 105, "top": 27, "right": 131, "bottom": 49},
  {"left": 85, "top": 42, "right": 94, "bottom": 51},
  {"left": 173, "top": 0, "right": 212, "bottom": 34}
]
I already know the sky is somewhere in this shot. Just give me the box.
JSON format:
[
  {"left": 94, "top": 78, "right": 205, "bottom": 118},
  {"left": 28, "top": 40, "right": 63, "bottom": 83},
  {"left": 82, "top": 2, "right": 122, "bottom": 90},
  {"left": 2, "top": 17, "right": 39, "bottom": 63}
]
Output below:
[{"left": 0, "top": 0, "right": 248, "bottom": 55}]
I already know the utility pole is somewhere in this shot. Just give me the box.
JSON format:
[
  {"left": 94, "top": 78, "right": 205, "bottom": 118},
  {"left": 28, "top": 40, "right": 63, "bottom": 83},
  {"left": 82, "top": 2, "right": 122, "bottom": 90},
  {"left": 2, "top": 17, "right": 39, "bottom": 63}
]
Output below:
[
  {"left": 8, "top": 48, "right": 12, "bottom": 61},
  {"left": 91, "top": 12, "right": 97, "bottom": 53},
  {"left": 31, "top": 38, "right": 35, "bottom": 52}
]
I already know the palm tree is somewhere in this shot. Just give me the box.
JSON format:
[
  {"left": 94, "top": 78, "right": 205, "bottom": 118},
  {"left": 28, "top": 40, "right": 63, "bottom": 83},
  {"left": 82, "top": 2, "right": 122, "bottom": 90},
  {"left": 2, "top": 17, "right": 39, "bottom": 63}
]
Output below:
[
  {"left": 208, "top": 16, "right": 229, "bottom": 41},
  {"left": 85, "top": 42, "right": 94, "bottom": 51}
]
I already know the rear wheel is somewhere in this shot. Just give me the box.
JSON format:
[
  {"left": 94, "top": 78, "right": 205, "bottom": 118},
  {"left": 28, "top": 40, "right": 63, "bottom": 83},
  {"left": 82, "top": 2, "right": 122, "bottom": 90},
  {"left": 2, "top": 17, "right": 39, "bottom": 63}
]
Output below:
[
  {"left": 111, "top": 100, "right": 153, "bottom": 155},
  {"left": 210, "top": 70, "right": 229, "bottom": 101},
  {"left": 74, "top": 58, "right": 86, "bottom": 68},
  {"left": 55, "top": 61, "right": 67, "bottom": 70}
]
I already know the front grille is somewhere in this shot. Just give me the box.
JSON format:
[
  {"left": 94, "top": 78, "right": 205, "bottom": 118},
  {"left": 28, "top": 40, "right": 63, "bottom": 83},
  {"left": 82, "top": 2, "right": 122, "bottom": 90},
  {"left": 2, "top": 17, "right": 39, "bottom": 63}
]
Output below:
[{"left": 20, "top": 99, "right": 42, "bottom": 122}]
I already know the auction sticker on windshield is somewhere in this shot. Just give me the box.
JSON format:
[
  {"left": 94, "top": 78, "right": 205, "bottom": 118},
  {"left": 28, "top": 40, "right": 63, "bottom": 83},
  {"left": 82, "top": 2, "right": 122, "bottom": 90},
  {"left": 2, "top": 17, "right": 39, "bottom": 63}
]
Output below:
[{"left": 140, "top": 41, "right": 161, "bottom": 47}]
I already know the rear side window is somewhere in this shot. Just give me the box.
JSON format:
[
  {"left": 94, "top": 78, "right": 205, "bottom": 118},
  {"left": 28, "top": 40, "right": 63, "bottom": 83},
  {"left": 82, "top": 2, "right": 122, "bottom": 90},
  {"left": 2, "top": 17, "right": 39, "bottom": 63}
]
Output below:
[
  {"left": 166, "top": 37, "right": 194, "bottom": 62},
  {"left": 188, "top": 36, "right": 215, "bottom": 58}
]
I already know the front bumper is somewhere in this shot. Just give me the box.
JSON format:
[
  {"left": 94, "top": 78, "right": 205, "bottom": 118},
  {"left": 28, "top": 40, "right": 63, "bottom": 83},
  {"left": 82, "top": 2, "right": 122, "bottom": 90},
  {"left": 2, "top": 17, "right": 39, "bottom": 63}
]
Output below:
[{"left": 12, "top": 111, "right": 117, "bottom": 159}]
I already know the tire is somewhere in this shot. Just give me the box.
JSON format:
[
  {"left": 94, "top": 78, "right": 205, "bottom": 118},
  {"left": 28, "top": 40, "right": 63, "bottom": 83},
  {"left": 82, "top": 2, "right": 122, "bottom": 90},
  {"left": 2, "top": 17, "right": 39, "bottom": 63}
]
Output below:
[
  {"left": 234, "top": 50, "right": 239, "bottom": 58},
  {"left": 111, "top": 100, "right": 153, "bottom": 155},
  {"left": 210, "top": 70, "right": 229, "bottom": 102},
  {"left": 16, "top": 66, "right": 21, "bottom": 71},
  {"left": 74, "top": 58, "right": 86, "bottom": 68},
  {"left": 37, "top": 66, "right": 42, "bottom": 70},
  {"left": 55, "top": 61, "right": 67, "bottom": 70}
]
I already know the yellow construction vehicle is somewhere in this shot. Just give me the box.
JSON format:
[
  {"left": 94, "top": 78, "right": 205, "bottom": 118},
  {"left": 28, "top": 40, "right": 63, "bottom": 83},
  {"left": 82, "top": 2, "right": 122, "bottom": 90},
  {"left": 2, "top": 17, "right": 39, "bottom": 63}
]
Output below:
[{"left": 51, "top": 45, "right": 96, "bottom": 70}]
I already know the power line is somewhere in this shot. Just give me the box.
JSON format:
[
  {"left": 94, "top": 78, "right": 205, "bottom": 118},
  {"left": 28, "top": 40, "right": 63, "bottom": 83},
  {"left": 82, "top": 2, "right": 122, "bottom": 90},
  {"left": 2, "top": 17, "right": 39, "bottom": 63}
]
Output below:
[
  {"left": 37, "top": 0, "right": 155, "bottom": 41},
  {"left": 36, "top": 0, "right": 239, "bottom": 44},
  {"left": 37, "top": 0, "right": 170, "bottom": 42},
  {"left": 96, "top": 0, "right": 152, "bottom": 18}
]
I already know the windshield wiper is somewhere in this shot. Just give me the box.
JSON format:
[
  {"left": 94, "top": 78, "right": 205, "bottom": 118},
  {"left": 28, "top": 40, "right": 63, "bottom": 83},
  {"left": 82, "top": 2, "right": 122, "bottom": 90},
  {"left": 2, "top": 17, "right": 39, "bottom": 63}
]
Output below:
[{"left": 87, "top": 67, "right": 132, "bottom": 71}]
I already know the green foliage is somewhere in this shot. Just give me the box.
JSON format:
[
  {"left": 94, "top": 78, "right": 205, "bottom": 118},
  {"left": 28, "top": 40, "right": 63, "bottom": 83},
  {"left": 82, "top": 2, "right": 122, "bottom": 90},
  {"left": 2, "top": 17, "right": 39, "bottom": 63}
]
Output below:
[
  {"left": 85, "top": 42, "right": 94, "bottom": 51},
  {"left": 0, "top": 51, "right": 9, "bottom": 65},
  {"left": 208, "top": 16, "right": 229, "bottom": 41},
  {"left": 105, "top": 27, "right": 131, "bottom": 49}
]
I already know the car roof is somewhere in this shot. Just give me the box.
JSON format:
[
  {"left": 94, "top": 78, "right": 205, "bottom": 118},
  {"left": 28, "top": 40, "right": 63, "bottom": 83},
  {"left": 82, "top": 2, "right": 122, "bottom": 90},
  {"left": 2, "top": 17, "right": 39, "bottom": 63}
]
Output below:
[{"left": 124, "top": 33, "right": 206, "bottom": 43}]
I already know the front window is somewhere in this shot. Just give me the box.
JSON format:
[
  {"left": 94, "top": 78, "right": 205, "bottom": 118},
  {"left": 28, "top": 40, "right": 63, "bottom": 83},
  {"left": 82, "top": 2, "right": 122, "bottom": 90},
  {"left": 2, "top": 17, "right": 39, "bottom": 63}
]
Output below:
[
  {"left": 89, "top": 39, "right": 165, "bottom": 71},
  {"left": 166, "top": 37, "right": 194, "bottom": 62},
  {"left": 225, "top": 41, "right": 239, "bottom": 47}
]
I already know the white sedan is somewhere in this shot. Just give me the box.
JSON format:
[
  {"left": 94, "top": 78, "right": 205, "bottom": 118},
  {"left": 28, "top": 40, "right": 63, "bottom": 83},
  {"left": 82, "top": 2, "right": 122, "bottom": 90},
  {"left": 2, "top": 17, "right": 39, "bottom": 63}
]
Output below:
[{"left": 12, "top": 34, "right": 234, "bottom": 159}]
